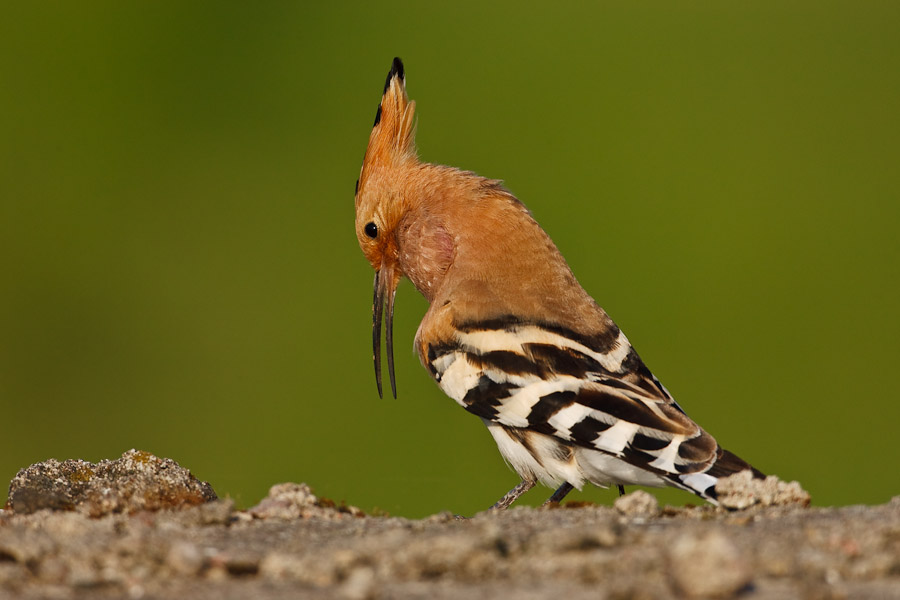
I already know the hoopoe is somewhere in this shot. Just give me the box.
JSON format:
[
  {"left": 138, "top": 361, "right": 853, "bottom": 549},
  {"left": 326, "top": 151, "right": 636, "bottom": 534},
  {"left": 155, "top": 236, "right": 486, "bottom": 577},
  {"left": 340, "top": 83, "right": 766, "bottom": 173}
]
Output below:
[{"left": 354, "top": 58, "right": 764, "bottom": 510}]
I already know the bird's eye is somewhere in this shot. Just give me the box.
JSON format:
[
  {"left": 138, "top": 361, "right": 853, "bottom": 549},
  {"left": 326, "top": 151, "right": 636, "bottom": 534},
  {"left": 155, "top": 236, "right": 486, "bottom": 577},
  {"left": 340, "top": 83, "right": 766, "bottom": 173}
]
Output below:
[{"left": 364, "top": 222, "right": 378, "bottom": 238}]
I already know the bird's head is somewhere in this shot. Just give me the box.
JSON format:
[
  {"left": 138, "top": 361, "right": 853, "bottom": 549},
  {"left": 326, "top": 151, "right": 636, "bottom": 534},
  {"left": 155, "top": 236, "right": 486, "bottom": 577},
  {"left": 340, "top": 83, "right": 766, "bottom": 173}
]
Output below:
[
  {"left": 354, "top": 57, "right": 419, "bottom": 399},
  {"left": 354, "top": 58, "right": 582, "bottom": 400}
]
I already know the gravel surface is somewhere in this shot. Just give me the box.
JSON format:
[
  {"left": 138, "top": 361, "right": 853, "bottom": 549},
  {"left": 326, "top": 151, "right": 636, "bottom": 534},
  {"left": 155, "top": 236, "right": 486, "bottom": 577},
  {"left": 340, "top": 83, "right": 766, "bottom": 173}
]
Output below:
[{"left": 1, "top": 452, "right": 897, "bottom": 600}]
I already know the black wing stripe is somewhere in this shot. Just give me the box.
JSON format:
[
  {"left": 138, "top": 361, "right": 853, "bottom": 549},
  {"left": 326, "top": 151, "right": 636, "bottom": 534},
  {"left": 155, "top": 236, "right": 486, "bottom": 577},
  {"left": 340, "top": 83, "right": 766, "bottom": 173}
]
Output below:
[
  {"left": 632, "top": 432, "right": 671, "bottom": 452},
  {"left": 461, "top": 376, "right": 517, "bottom": 419},
  {"left": 465, "top": 350, "right": 547, "bottom": 377},
  {"left": 569, "top": 416, "right": 613, "bottom": 445},
  {"left": 577, "top": 388, "right": 678, "bottom": 432},
  {"left": 526, "top": 391, "right": 575, "bottom": 431},
  {"left": 525, "top": 343, "right": 608, "bottom": 378},
  {"left": 463, "top": 344, "right": 610, "bottom": 380},
  {"left": 455, "top": 315, "right": 621, "bottom": 355}
]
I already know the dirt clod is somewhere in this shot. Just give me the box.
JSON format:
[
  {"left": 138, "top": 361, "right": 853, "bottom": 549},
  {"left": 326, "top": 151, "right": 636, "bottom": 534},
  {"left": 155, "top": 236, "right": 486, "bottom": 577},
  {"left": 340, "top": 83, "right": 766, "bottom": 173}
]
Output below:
[
  {"left": 248, "top": 482, "right": 364, "bottom": 520},
  {"left": 614, "top": 489, "right": 660, "bottom": 517},
  {"left": 715, "top": 470, "right": 811, "bottom": 510},
  {"left": 6, "top": 449, "right": 216, "bottom": 516}
]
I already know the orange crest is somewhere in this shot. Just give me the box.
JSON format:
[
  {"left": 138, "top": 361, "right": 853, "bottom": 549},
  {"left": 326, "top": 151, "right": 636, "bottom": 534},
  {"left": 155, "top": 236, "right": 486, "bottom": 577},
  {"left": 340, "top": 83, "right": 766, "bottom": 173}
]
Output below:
[{"left": 357, "top": 57, "right": 417, "bottom": 199}]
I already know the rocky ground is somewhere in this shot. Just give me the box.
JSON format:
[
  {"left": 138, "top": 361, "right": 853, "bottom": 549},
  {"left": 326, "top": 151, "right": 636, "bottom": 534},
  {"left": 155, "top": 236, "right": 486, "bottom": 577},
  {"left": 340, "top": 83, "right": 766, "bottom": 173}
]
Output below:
[{"left": 1, "top": 451, "right": 898, "bottom": 599}]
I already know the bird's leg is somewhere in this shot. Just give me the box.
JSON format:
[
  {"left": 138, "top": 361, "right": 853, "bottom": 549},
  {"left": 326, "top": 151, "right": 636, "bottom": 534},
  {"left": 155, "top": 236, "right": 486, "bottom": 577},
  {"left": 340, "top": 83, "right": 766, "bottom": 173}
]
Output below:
[
  {"left": 617, "top": 485, "right": 626, "bottom": 496},
  {"left": 490, "top": 479, "right": 535, "bottom": 511},
  {"left": 542, "top": 482, "right": 574, "bottom": 506}
]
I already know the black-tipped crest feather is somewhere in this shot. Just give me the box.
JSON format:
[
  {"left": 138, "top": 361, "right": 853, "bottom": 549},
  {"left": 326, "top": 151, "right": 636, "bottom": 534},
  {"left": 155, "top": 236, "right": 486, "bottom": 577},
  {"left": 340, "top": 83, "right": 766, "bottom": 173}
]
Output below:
[{"left": 383, "top": 57, "right": 405, "bottom": 93}]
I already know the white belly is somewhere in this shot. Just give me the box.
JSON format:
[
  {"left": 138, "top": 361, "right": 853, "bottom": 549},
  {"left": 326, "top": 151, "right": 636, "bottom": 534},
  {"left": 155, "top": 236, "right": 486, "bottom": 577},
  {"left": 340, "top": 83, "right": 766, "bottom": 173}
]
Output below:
[{"left": 484, "top": 420, "right": 667, "bottom": 490}]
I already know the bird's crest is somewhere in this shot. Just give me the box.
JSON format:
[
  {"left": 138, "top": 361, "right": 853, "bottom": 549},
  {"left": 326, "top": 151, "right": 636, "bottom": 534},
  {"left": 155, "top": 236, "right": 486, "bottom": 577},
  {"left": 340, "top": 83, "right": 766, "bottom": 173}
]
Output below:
[{"left": 360, "top": 57, "right": 417, "bottom": 182}]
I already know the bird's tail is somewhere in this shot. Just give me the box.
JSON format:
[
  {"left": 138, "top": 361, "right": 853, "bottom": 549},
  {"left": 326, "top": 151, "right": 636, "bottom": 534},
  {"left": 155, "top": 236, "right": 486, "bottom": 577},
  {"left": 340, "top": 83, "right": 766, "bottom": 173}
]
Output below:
[{"left": 667, "top": 446, "right": 765, "bottom": 505}]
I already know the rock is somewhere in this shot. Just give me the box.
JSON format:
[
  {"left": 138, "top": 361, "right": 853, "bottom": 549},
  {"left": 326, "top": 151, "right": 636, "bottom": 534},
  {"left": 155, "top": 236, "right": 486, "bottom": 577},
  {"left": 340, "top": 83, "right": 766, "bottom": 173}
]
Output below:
[
  {"left": 614, "top": 489, "right": 660, "bottom": 517},
  {"left": 668, "top": 531, "right": 752, "bottom": 598},
  {"left": 248, "top": 482, "right": 364, "bottom": 520},
  {"left": 166, "top": 541, "right": 205, "bottom": 576},
  {"left": 715, "top": 470, "right": 811, "bottom": 510},
  {"left": 6, "top": 449, "right": 217, "bottom": 516},
  {"left": 339, "top": 566, "right": 377, "bottom": 600}
]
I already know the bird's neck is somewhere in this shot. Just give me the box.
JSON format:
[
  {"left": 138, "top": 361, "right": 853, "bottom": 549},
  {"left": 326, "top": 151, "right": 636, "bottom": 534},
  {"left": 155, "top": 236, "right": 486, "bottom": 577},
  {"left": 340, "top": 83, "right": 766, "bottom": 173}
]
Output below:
[{"left": 397, "top": 165, "right": 599, "bottom": 330}]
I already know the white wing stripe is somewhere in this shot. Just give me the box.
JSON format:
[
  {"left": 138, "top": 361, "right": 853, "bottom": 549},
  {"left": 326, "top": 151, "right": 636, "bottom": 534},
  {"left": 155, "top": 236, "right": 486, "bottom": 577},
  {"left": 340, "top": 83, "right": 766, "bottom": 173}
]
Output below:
[
  {"left": 437, "top": 353, "right": 480, "bottom": 406},
  {"left": 457, "top": 327, "right": 632, "bottom": 372},
  {"left": 648, "top": 435, "right": 685, "bottom": 473},
  {"left": 594, "top": 420, "right": 639, "bottom": 454},
  {"left": 546, "top": 404, "right": 593, "bottom": 441},
  {"left": 494, "top": 378, "right": 574, "bottom": 427}
]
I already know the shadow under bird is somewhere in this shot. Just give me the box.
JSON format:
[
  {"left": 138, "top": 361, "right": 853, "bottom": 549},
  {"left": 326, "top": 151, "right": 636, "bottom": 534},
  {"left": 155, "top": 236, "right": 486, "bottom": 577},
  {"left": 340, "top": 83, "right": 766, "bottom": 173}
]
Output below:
[{"left": 354, "top": 57, "right": 764, "bottom": 510}]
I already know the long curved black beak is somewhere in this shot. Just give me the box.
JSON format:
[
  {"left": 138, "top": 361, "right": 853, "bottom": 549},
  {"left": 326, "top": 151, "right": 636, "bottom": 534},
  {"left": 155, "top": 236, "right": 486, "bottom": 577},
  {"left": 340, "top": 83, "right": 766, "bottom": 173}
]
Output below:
[{"left": 372, "top": 268, "right": 398, "bottom": 399}]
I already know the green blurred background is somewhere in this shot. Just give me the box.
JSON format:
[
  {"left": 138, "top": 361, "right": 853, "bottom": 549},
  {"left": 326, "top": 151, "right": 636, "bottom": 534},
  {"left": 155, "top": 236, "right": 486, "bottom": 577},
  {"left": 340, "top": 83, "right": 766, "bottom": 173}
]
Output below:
[{"left": 1, "top": 2, "right": 898, "bottom": 517}]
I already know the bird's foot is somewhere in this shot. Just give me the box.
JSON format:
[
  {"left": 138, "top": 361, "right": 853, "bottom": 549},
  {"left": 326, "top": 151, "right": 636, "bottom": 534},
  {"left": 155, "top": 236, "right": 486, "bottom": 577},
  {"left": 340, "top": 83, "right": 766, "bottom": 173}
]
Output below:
[
  {"left": 541, "top": 482, "right": 575, "bottom": 507},
  {"left": 489, "top": 479, "right": 535, "bottom": 511}
]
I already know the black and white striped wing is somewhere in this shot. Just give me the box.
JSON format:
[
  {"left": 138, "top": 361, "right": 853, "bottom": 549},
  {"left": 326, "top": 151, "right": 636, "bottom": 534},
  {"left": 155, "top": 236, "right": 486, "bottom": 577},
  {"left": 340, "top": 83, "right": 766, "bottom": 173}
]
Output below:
[{"left": 425, "top": 318, "right": 754, "bottom": 499}]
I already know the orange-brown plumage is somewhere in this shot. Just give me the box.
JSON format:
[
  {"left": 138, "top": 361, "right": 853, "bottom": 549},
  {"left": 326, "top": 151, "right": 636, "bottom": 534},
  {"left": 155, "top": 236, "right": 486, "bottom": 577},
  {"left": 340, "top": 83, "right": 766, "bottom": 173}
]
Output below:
[{"left": 355, "top": 58, "right": 762, "bottom": 509}]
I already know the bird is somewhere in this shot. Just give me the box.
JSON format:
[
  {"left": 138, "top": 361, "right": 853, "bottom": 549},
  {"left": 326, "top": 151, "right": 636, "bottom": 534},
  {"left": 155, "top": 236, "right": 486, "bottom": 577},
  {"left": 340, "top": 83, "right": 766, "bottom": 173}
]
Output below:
[{"left": 354, "top": 57, "right": 764, "bottom": 510}]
